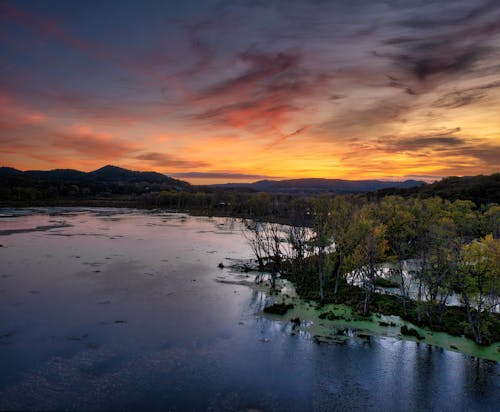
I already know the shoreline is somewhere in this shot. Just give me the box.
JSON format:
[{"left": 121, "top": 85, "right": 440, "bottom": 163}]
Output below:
[{"left": 233, "top": 277, "right": 500, "bottom": 362}]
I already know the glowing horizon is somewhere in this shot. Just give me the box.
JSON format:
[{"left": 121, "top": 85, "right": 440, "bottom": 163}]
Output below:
[{"left": 1, "top": 1, "right": 500, "bottom": 184}]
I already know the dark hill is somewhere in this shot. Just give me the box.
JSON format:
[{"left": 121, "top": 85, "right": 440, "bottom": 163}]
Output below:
[
  {"left": 376, "top": 173, "right": 500, "bottom": 205},
  {"left": 211, "top": 178, "right": 425, "bottom": 194},
  {"left": 88, "top": 165, "right": 185, "bottom": 185},
  {"left": 25, "top": 169, "right": 87, "bottom": 181},
  {"left": 0, "top": 165, "right": 189, "bottom": 203},
  {"left": 0, "top": 165, "right": 188, "bottom": 187},
  {"left": 0, "top": 167, "right": 24, "bottom": 177}
]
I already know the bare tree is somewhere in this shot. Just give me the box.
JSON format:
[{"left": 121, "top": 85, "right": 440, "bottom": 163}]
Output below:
[{"left": 242, "top": 220, "right": 285, "bottom": 289}]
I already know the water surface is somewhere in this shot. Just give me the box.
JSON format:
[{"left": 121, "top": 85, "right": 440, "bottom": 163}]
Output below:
[{"left": 0, "top": 208, "right": 498, "bottom": 411}]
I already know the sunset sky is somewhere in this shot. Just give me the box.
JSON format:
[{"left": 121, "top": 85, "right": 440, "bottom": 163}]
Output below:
[{"left": 1, "top": 0, "right": 500, "bottom": 184}]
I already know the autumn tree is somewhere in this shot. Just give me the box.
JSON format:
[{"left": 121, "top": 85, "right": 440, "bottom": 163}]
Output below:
[
  {"left": 378, "top": 196, "right": 416, "bottom": 315},
  {"left": 458, "top": 234, "right": 500, "bottom": 344},
  {"left": 330, "top": 196, "right": 355, "bottom": 294},
  {"left": 347, "top": 204, "right": 387, "bottom": 315}
]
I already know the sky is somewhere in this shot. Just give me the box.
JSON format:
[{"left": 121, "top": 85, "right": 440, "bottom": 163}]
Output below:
[{"left": 1, "top": 0, "right": 500, "bottom": 184}]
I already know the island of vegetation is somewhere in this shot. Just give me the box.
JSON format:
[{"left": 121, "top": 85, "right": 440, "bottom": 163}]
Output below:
[{"left": 240, "top": 195, "right": 500, "bottom": 360}]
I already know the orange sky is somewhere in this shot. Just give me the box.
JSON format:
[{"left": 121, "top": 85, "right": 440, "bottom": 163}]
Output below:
[{"left": 1, "top": 1, "right": 500, "bottom": 183}]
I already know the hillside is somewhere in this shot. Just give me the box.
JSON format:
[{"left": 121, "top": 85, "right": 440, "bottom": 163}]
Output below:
[
  {"left": 376, "top": 173, "right": 500, "bottom": 205},
  {"left": 1, "top": 165, "right": 188, "bottom": 186},
  {"left": 0, "top": 165, "right": 189, "bottom": 202},
  {"left": 212, "top": 178, "right": 425, "bottom": 194}
]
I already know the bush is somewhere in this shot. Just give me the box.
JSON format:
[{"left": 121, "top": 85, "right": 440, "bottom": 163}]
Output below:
[
  {"left": 400, "top": 325, "right": 425, "bottom": 340},
  {"left": 263, "top": 303, "right": 294, "bottom": 315}
]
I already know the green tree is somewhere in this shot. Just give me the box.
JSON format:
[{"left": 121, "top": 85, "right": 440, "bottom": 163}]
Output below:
[
  {"left": 378, "top": 196, "right": 416, "bottom": 315},
  {"left": 347, "top": 204, "right": 387, "bottom": 315},
  {"left": 458, "top": 234, "right": 500, "bottom": 344},
  {"left": 484, "top": 205, "right": 500, "bottom": 239},
  {"left": 330, "top": 196, "right": 355, "bottom": 294},
  {"left": 312, "top": 196, "right": 334, "bottom": 301}
]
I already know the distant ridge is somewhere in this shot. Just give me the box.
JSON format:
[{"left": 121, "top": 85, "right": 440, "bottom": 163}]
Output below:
[
  {"left": 3, "top": 165, "right": 499, "bottom": 204},
  {"left": 376, "top": 173, "right": 500, "bottom": 205},
  {"left": 0, "top": 165, "right": 188, "bottom": 187},
  {"left": 210, "top": 177, "right": 425, "bottom": 194},
  {"left": 88, "top": 165, "right": 183, "bottom": 184}
]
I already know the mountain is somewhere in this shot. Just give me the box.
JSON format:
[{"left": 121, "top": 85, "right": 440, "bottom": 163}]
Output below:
[
  {"left": 25, "top": 169, "right": 88, "bottom": 181},
  {"left": 210, "top": 178, "right": 425, "bottom": 194},
  {"left": 0, "top": 165, "right": 188, "bottom": 187},
  {"left": 0, "top": 167, "right": 24, "bottom": 177},
  {"left": 88, "top": 165, "right": 184, "bottom": 185},
  {"left": 0, "top": 165, "right": 190, "bottom": 196},
  {"left": 376, "top": 173, "right": 500, "bottom": 205}
]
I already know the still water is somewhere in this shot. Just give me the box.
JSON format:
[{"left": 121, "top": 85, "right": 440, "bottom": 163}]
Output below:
[{"left": 0, "top": 208, "right": 498, "bottom": 411}]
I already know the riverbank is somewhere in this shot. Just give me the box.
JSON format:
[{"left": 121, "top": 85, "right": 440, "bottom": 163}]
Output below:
[
  {"left": 251, "top": 278, "right": 500, "bottom": 362},
  {"left": 0, "top": 199, "right": 295, "bottom": 224}
]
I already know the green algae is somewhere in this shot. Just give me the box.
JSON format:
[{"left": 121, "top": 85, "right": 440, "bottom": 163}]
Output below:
[{"left": 261, "top": 279, "right": 500, "bottom": 362}]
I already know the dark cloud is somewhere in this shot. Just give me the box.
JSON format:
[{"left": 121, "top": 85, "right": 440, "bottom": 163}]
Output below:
[
  {"left": 380, "top": 38, "right": 491, "bottom": 84},
  {"left": 200, "top": 51, "right": 301, "bottom": 98},
  {"left": 379, "top": 1, "right": 500, "bottom": 91},
  {"left": 433, "top": 90, "right": 486, "bottom": 109},
  {"left": 410, "top": 47, "right": 486, "bottom": 82},
  {"left": 445, "top": 144, "right": 500, "bottom": 166},
  {"left": 135, "top": 152, "right": 210, "bottom": 169},
  {"left": 381, "top": 132, "right": 465, "bottom": 152},
  {"left": 397, "top": 0, "right": 500, "bottom": 29},
  {"left": 371, "top": 129, "right": 500, "bottom": 169},
  {"left": 190, "top": 49, "right": 333, "bottom": 131},
  {"left": 266, "top": 126, "right": 308, "bottom": 149},
  {"left": 317, "top": 100, "right": 410, "bottom": 137},
  {"left": 432, "top": 80, "right": 500, "bottom": 108}
]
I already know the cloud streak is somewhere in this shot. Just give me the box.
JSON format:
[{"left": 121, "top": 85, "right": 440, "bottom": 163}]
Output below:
[{"left": 135, "top": 152, "right": 210, "bottom": 169}]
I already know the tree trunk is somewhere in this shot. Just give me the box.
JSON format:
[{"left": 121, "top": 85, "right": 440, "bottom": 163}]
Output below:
[
  {"left": 399, "top": 260, "right": 407, "bottom": 316},
  {"left": 364, "top": 265, "right": 375, "bottom": 316},
  {"left": 318, "top": 247, "right": 324, "bottom": 301},
  {"left": 334, "top": 251, "right": 343, "bottom": 294},
  {"left": 270, "top": 272, "right": 276, "bottom": 290},
  {"left": 363, "top": 287, "right": 371, "bottom": 316},
  {"left": 417, "top": 280, "right": 422, "bottom": 323},
  {"left": 463, "top": 293, "right": 481, "bottom": 344}
]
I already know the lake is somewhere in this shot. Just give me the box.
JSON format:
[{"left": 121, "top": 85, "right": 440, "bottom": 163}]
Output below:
[{"left": 0, "top": 208, "right": 498, "bottom": 411}]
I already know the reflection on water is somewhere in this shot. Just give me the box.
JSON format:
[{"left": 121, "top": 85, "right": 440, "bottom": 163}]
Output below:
[{"left": 0, "top": 208, "right": 498, "bottom": 411}]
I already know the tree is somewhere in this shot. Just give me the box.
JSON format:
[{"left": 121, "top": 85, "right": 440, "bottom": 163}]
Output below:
[
  {"left": 242, "top": 220, "right": 284, "bottom": 289},
  {"left": 421, "top": 215, "right": 456, "bottom": 325},
  {"left": 330, "top": 196, "right": 355, "bottom": 294},
  {"left": 410, "top": 198, "right": 446, "bottom": 322},
  {"left": 484, "top": 205, "right": 500, "bottom": 239},
  {"left": 243, "top": 220, "right": 267, "bottom": 273},
  {"left": 286, "top": 224, "right": 311, "bottom": 286},
  {"left": 347, "top": 204, "right": 387, "bottom": 315},
  {"left": 311, "top": 196, "right": 334, "bottom": 301},
  {"left": 378, "top": 196, "right": 416, "bottom": 315},
  {"left": 458, "top": 234, "right": 500, "bottom": 344}
]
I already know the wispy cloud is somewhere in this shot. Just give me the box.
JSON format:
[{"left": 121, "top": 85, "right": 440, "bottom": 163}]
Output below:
[{"left": 135, "top": 152, "right": 210, "bottom": 169}]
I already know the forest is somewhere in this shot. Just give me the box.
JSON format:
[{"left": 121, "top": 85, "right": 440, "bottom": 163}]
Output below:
[{"left": 242, "top": 196, "right": 500, "bottom": 346}]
